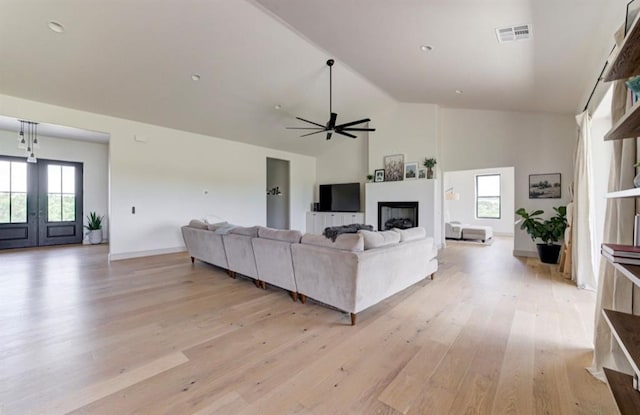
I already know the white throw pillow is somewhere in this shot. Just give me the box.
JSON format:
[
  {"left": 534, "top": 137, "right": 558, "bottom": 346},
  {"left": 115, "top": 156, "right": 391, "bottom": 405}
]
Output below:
[
  {"left": 392, "top": 227, "right": 427, "bottom": 242},
  {"left": 358, "top": 230, "right": 401, "bottom": 249}
]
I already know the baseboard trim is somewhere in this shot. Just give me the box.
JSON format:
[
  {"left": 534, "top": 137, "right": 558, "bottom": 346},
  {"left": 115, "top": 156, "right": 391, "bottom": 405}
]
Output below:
[
  {"left": 109, "top": 246, "right": 186, "bottom": 262},
  {"left": 513, "top": 250, "right": 537, "bottom": 258}
]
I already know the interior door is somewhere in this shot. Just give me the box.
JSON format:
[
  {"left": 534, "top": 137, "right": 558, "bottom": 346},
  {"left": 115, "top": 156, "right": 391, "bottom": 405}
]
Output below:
[
  {"left": 0, "top": 156, "right": 37, "bottom": 249},
  {"left": 37, "top": 160, "right": 83, "bottom": 246}
]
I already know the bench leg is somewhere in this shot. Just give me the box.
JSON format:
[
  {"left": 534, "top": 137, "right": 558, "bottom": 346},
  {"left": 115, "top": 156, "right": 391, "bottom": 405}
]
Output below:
[
  {"left": 291, "top": 291, "right": 298, "bottom": 302},
  {"left": 299, "top": 294, "right": 307, "bottom": 304},
  {"left": 190, "top": 256, "right": 195, "bottom": 264},
  {"left": 350, "top": 313, "right": 357, "bottom": 326}
]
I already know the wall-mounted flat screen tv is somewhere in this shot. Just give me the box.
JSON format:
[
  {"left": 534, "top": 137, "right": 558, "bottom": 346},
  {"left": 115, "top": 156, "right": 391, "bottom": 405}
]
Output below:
[{"left": 319, "top": 183, "right": 360, "bottom": 212}]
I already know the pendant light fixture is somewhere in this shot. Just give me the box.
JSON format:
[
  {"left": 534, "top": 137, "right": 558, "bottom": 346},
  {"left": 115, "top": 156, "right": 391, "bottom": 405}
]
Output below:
[{"left": 17, "top": 120, "right": 40, "bottom": 163}]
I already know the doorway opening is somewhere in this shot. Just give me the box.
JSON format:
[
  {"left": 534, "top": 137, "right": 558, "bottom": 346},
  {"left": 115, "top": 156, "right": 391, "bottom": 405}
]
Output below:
[
  {"left": 266, "top": 158, "right": 290, "bottom": 229},
  {"left": 0, "top": 156, "right": 84, "bottom": 249}
]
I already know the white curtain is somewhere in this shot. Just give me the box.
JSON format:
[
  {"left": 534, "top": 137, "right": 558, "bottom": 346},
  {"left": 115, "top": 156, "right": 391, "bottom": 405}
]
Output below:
[
  {"left": 589, "top": 26, "right": 638, "bottom": 379},
  {"left": 573, "top": 112, "right": 597, "bottom": 291}
]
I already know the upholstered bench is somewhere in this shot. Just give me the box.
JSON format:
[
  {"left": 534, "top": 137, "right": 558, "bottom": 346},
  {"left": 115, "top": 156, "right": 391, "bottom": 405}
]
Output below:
[{"left": 461, "top": 226, "right": 493, "bottom": 243}]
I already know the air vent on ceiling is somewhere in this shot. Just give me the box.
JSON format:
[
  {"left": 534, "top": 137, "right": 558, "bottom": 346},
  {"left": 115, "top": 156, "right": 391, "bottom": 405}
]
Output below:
[{"left": 495, "top": 24, "right": 532, "bottom": 43}]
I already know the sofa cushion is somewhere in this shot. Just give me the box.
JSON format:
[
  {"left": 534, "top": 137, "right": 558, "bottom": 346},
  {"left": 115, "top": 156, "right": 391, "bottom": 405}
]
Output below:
[
  {"left": 358, "top": 230, "right": 401, "bottom": 250},
  {"left": 230, "top": 226, "right": 259, "bottom": 238},
  {"left": 188, "top": 219, "right": 208, "bottom": 230},
  {"left": 258, "top": 227, "right": 302, "bottom": 243},
  {"left": 301, "top": 233, "right": 364, "bottom": 252},
  {"left": 392, "top": 227, "right": 427, "bottom": 242}
]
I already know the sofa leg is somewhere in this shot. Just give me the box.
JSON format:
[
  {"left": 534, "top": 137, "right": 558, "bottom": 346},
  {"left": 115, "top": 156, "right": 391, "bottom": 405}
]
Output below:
[
  {"left": 291, "top": 291, "right": 298, "bottom": 302},
  {"left": 299, "top": 294, "right": 307, "bottom": 304},
  {"left": 254, "top": 279, "right": 261, "bottom": 288},
  {"left": 350, "top": 313, "right": 357, "bottom": 326},
  {"left": 261, "top": 281, "right": 267, "bottom": 290},
  {"left": 430, "top": 272, "right": 435, "bottom": 280},
  {"left": 190, "top": 256, "right": 195, "bottom": 264},
  {"left": 228, "top": 271, "right": 236, "bottom": 279}
]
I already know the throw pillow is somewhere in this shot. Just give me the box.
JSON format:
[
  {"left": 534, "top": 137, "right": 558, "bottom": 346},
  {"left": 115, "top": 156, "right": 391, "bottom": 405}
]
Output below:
[
  {"left": 358, "top": 230, "right": 401, "bottom": 249},
  {"left": 300, "top": 233, "right": 364, "bottom": 252},
  {"left": 392, "top": 227, "right": 427, "bottom": 242},
  {"left": 188, "top": 219, "right": 208, "bottom": 229}
]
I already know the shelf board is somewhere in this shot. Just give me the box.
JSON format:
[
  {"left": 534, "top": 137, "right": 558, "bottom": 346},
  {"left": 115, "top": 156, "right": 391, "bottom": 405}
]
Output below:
[
  {"left": 603, "top": 309, "right": 640, "bottom": 378},
  {"left": 608, "top": 261, "right": 640, "bottom": 288},
  {"left": 605, "top": 101, "right": 640, "bottom": 141},
  {"left": 606, "top": 188, "right": 640, "bottom": 199},
  {"left": 604, "top": 368, "right": 640, "bottom": 415},
  {"left": 603, "top": 12, "right": 640, "bottom": 82}
]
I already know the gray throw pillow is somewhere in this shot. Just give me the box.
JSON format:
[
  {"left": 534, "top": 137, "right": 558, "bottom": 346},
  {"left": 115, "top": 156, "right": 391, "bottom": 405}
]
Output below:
[{"left": 358, "top": 230, "right": 401, "bottom": 249}]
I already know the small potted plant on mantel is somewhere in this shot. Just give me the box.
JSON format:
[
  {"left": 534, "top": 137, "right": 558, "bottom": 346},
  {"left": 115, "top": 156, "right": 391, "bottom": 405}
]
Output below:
[
  {"left": 85, "top": 212, "right": 104, "bottom": 244},
  {"left": 366, "top": 174, "right": 374, "bottom": 183},
  {"left": 423, "top": 158, "right": 437, "bottom": 179},
  {"left": 515, "top": 206, "right": 568, "bottom": 264}
]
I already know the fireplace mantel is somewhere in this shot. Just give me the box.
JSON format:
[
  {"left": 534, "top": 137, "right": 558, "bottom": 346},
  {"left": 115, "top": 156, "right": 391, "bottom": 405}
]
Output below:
[{"left": 365, "top": 180, "right": 442, "bottom": 247}]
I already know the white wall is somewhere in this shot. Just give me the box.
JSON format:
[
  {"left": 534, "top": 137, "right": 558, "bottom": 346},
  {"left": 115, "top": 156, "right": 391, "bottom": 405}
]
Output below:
[
  {"left": 443, "top": 166, "right": 515, "bottom": 235},
  {"left": 0, "top": 94, "right": 316, "bottom": 260},
  {"left": 439, "top": 108, "right": 576, "bottom": 256},
  {"left": 0, "top": 130, "right": 109, "bottom": 241}
]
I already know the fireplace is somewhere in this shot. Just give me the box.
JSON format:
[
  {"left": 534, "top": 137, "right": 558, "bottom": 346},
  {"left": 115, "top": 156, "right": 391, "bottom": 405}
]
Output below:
[{"left": 378, "top": 202, "right": 419, "bottom": 230}]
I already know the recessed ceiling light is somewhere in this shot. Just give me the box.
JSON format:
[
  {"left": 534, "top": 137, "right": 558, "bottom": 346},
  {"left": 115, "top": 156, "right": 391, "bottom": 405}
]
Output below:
[
  {"left": 48, "top": 21, "right": 65, "bottom": 33},
  {"left": 191, "top": 73, "right": 201, "bottom": 81},
  {"left": 420, "top": 45, "right": 433, "bottom": 52},
  {"left": 455, "top": 90, "right": 463, "bottom": 94},
  {"left": 274, "top": 104, "right": 282, "bottom": 110}
]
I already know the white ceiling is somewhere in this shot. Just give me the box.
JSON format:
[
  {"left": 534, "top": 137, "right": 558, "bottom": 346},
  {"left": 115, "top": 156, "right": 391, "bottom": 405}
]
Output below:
[{"left": 0, "top": 0, "right": 627, "bottom": 155}]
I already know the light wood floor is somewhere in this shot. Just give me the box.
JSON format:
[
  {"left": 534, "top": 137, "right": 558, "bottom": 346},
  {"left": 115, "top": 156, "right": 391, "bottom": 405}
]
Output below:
[{"left": 0, "top": 238, "right": 616, "bottom": 414}]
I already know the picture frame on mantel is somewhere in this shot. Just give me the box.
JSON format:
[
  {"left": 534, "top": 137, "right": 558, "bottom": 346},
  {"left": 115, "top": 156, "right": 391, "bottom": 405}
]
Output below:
[
  {"left": 404, "top": 162, "right": 418, "bottom": 180},
  {"left": 418, "top": 168, "right": 427, "bottom": 179},
  {"left": 374, "top": 169, "right": 385, "bottom": 182},
  {"left": 529, "top": 173, "right": 561, "bottom": 199},
  {"left": 383, "top": 154, "right": 404, "bottom": 182}
]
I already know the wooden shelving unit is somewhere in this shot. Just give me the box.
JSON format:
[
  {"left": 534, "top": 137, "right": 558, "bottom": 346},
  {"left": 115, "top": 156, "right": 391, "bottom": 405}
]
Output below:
[
  {"left": 604, "top": 368, "right": 640, "bottom": 415},
  {"left": 600, "top": 8, "right": 640, "bottom": 412},
  {"left": 602, "top": 309, "right": 640, "bottom": 376},
  {"left": 603, "top": 12, "right": 640, "bottom": 82},
  {"left": 610, "top": 261, "right": 640, "bottom": 287},
  {"left": 605, "top": 101, "right": 640, "bottom": 141},
  {"left": 606, "top": 188, "right": 640, "bottom": 199}
]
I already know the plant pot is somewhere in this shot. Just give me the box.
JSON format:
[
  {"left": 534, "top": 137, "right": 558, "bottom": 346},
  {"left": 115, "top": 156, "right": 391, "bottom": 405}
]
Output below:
[
  {"left": 536, "top": 243, "right": 561, "bottom": 264},
  {"left": 427, "top": 167, "right": 434, "bottom": 179},
  {"left": 88, "top": 229, "right": 103, "bottom": 244}
]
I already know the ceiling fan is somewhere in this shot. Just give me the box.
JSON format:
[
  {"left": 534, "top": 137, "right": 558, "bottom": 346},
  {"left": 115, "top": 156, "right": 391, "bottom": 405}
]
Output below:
[{"left": 287, "top": 59, "right": 376, "bottom": 140}]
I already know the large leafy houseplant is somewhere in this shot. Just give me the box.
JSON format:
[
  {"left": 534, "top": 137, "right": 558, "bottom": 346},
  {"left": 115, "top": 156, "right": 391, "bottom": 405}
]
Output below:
[{"left": 515, "top": 206, "right": 567, "bottom": 263}]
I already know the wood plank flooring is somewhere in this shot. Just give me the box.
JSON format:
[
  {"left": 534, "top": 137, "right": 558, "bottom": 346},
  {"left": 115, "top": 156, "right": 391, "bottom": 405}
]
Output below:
[{"left": 0, "top": 238, "right": 616, "bottom": 414}]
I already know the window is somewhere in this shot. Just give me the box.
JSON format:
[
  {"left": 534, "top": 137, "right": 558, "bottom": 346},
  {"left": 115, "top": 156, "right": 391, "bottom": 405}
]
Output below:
[
  {"left": 47, "top": 164, "right": 76, "bottom": 222},
  {"left": 0, "top": 160, "right": 27, "bottom": 223},
  {"left": 476, "top": 174, "right": 501, "bottom": 219}
]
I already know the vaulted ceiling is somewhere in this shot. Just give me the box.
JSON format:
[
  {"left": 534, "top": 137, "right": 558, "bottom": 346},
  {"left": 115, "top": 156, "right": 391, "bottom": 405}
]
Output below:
[{"left": 0, "top": 0, "right": 627, "bottom": 155}]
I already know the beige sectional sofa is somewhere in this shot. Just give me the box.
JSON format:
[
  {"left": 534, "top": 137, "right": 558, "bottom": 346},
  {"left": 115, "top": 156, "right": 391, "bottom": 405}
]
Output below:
[{"left": 181, "top": 220, "right": 438, "bottom": 325}]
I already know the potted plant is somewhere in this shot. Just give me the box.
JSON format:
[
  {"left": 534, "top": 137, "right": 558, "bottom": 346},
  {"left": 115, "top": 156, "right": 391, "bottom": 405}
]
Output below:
[
  {"left": 423, "top": 158, "right": 437, "bottom": 179},
  {"left": 366, "top": 174, "right": 374, "bottom": 183},
  {"left": 85, "top": 212, "right": 104, "bottom": 244},
  {"left": 515, "top": 206, "right": 567, "bottom": 264}
]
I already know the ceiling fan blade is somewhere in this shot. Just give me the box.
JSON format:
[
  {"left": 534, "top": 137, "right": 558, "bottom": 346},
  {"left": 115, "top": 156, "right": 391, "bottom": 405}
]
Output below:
[
  {"left": 296, "top": 117, "right": 326, "bottom": 128},
  {"left": 326, "top": 112, "right": 338, "bottom": 130},
  {"left": 335, "top": 118, "right": 371, "bottom": 129},
  {"left": 341, "top": 127, "right": 376, "bottom": 132},
  {"left": 286, "top": 127, "right": 325, "bottom": 130},
  {"left": 336, "top": 130, "right": 357, "bottom": 139},
  {"left": 326, "top": 131, "right": 333, "bottom": 140},
  {"left": 300, "top": 130, "right": 325, "bottom": 138}
]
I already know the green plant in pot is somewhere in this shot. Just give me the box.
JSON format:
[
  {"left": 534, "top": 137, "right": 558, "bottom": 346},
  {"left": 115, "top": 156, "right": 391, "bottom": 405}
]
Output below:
[
  {"left": 423, "top": 158, "right": 437, "bottom": 179},
  {"left": 85, "top": 212, "right": 104, "bottom": 245},
  {"left": 515, "top": 206, "right": 567, "bottom": 264},
  {"left": 366, "top": 174, "right": 374, "bottom": 182}
]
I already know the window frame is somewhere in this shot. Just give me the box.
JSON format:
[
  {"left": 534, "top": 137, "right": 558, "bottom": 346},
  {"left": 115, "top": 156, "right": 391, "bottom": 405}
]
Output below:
[{"left": 475, "top": 174, "right": 501, "bottom": 220}]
